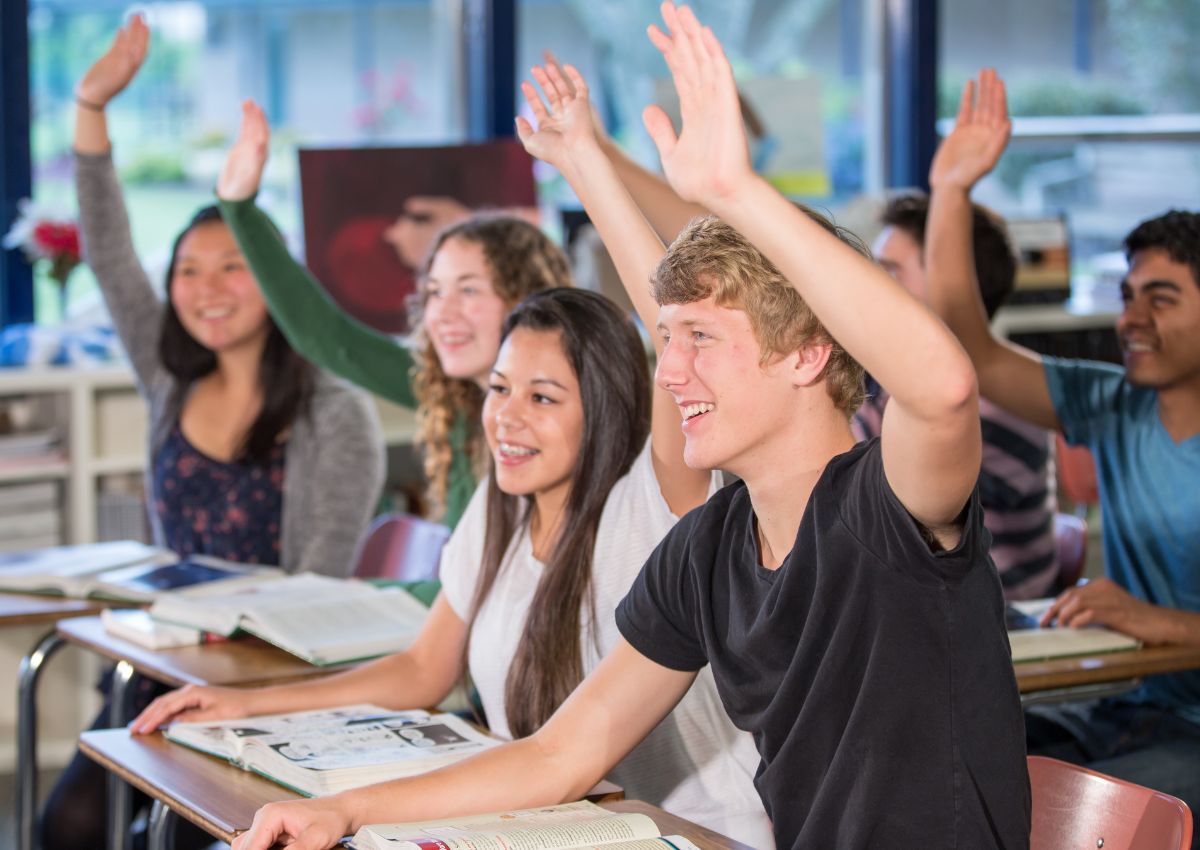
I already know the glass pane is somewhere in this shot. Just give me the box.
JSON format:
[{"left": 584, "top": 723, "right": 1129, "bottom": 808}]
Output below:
[
  {"left": 29, "top": 0, "right": 461, "bottom": 325},
  {"left": 940, "top": 1, "right": 1200, "bottom": 304},
  {"left": 518, "top": 0, "right": 874, "bottom": 211}
]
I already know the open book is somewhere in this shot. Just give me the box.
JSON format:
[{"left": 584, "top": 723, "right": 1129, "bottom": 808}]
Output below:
[
  {"left": 352, "top": 801, "right": 703, "bottom": 850},
  {"left": 0, "top": 541, "right": 279, "bottom": 602},
  {"left": 1006, "top": 597, "right": 1140, "bottom": 662},
  {"left": 165, "top": 704, "right": 500, "bottom": 797},
  {"left": 149, "top": 573, "right": 429, "bottom": 665}
]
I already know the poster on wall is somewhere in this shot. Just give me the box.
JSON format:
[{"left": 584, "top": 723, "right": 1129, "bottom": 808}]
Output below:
[{"left": 298, "top": 140, "right": 537, "bottom": 333}]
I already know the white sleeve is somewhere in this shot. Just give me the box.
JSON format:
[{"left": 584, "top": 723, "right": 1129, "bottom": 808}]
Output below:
[{"left": 437, "top": 478, "right": 491, "bottom": 621}]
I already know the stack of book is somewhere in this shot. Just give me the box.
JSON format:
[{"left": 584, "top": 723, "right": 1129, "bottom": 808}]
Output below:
[{"left": 0, "top": 480, "right": 62, "bottom": 551}]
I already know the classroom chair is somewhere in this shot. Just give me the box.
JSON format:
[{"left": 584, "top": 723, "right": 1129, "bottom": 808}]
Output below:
[
  {"left": 1029, "top": 755, "right": 1194, "bottom": 850},
  {"left": 1056, "top": 432, "right": 1100, "bottom": 515},
  {"left": 1053, "top": 512, "right": 1088, "bottom": 591},
  {"left": 351, "top": 512, "right": 450, "bottom": 582}
]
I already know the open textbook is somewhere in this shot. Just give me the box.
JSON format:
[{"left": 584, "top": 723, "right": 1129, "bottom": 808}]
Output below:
[
  {"left": 0, "top": 540, "right": 279, "bottom": 602},
  {"left": 1007, "top": 597, "right": 1140, "bottom": 662},
  {"left": 166, "top": 704, "right": 500, "bottom": 797},
  {"left": 352, "top": 801, "right": 703, "bottom": 850},
  {"left": 149, "top": 573, "right": 429, "bottom": 665}
]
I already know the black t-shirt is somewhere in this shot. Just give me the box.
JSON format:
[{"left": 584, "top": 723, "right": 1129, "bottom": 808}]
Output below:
[{"left": 616, "top": 439, "right": 1030, "bottom": 850}]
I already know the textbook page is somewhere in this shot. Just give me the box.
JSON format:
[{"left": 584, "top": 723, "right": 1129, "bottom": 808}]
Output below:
[
  {"left": 1007, "top": 596, "right": 1140, "bottom": 662},
  {"left": 149, "top": 573, "right": 358, "bottom": 635},
  {"left": 353, "top": 801, "right": 667, "bottom": 850},
  {"left": 0, "top": 540, "right": 173, "bottom": 595}
]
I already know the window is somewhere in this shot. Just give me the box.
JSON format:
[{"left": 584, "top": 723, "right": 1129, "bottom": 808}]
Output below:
[
  {"left": 29, "top": 0, "right": 462, "bottom": 324},
  {"left": 940, "top": 0, "right": 1200, "bottom": 304}
]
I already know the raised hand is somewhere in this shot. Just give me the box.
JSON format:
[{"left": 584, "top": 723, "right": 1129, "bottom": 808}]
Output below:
[
  {"left": 231, "top": 797, "right": 351, "bottom": 850},
  {"left": 516, "top": 61, "right": 602, "bottom": 172},
  {"left": 77, "top": 14, "right": 150, "bottom": 108},
  {"left": 217, "top": 100, "right": 271, "bottom": 202},
  {"left": 129, "top": 684, "right": 255, "bottom": 734},
  {"left": 642, "top": 3, "right": 752, "bottom": 206},
  {"left": 928, "top": 69, "right": 1011, "bottom": 192}
]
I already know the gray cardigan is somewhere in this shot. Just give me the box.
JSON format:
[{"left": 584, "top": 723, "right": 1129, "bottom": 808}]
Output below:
[{"left": 75, "top": 151, "right": 385, "bottom": 576}]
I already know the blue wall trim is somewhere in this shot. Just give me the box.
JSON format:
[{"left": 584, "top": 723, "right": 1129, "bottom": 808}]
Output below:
[{"left": 1, "top": 0, "right": 35, "bottom": 326}]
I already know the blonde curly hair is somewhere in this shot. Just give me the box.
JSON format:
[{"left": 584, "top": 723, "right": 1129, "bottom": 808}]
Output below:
[{"left": 408, "top": 214, "right": 573, "bottom": 517}]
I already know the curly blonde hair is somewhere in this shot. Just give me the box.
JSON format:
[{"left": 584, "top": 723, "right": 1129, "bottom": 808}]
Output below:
[
  {"left": 652, "top": 209, "right": 869, "bottom": 416},
  {"left": 408, "top": 214, "right": 573, "bottom": 517}
]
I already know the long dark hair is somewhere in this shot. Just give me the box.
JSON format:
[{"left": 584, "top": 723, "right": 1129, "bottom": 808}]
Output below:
[
  {"left": 158, "top": 206, "right": 315, "bottom": 462},
  {"left": 467, "top": 288, "right": 651, "bottom": 738}
]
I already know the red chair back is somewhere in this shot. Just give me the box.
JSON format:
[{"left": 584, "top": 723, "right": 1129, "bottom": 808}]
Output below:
[
  {"left": 1053, "top": 512, "right": 1088, "bottom": 591},
  {"left": 1056, "top": 433, "right": 1100, "bottom": 507},
  {"left": 352, "top": 513, "right": 450, "bottom": 583},
  {"left": 1029, "top": 755, "right": 1193, "bottom": 850}
]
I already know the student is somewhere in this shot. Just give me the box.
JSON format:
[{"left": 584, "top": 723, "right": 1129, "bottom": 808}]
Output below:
[
  {"left": 923, "top": 67, "right": 1200, "bottom": 833},
  {"left": 227, "top": 7, "right": 1029, "bottom": 850},
  {"left": 44, "top": 17, "right": 385, "bottom": 850},
  {"left": 853, "top": 193, "right": 1059, "bottom": 600},
  {"left": 215, "top": 101, "right": 572, "bottom": 526}
]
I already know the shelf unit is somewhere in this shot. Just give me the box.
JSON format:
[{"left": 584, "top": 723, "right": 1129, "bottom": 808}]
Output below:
[{"left": 0, "top": 365, "right": 417, "bottom": 546}]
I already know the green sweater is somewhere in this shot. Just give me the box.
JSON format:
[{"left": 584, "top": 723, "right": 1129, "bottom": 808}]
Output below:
[{"left": 219, "top": 197, "right": 476, "bottom": 529}]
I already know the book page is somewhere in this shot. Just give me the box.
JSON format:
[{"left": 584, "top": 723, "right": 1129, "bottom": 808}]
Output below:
[
  {"left": 241, "top": 710, "right": 496, "bottom": 773},
  {"left": 357, "top": 803, "right": 661, "bottom": 850},
  {"left": 245, "top": 587, "right": 429, "bottom": 662},
  {"left": 1009, "top": 626, "right": 1139, "bottom": 662},
  {"left": 0, "top": 540, "right": 166, "bottom": 579}
]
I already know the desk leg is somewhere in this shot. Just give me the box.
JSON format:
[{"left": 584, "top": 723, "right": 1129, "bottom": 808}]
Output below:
[
  {"left": 15, "top": 630, "right": 66, "bottom": 850},
  {"left": 106, "top": 661, "right": 135, "bottom": 850},
  {"left": 146, "top": 801, "right": 175, "bottom": 850}
]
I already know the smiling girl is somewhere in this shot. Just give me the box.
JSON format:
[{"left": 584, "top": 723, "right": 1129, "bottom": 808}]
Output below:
[
  {"left": 215, "top": 101, "right": 571, "bottom": 527},
  {"left": 43, "top": 18, "right": 384, "bottom": 850}
]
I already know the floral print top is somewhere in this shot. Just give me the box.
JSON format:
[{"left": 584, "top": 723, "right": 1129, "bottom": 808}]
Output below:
[{"left": 153, "top": 423, "right": 286, "bottom": 565}]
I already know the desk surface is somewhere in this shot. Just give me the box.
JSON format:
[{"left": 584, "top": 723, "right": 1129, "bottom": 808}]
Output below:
[
  {"left": 1014, "top": 643, "right": 1200, "bottom": 694},
  {"left": 57, "top": 615, "right": 349, "bottom": 688},
  {"left": 81, "top": 730, "right": 749, "bottom": 850},
  {"left": 0, "top": 592, "right": 107, "bottom": 626}
]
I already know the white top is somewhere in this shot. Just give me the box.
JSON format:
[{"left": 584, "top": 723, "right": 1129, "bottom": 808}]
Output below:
[{"left": 441, "top": 442, "right": 773, "bottom": 849}]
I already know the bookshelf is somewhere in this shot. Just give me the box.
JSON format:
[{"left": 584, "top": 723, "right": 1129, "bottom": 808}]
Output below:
[{"left": 0, "top": 365, "right": 418, "bottom": 548}]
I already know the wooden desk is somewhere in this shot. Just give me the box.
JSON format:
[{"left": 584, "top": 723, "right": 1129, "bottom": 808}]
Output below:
[
  {"left": 0, "top": 591, "right": 107, "bottom": 625},
  {"left": 1014, "top": 643, "right": 1200, "bottom": 704},
  {"left": 18, "top": 616, "right": 350, "bottom": 850},
  {"left": 83, "top": 731, "right": 740, "bottom": 850}
]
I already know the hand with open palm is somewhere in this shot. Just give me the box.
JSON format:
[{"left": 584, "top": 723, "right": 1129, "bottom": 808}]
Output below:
[
  {"left": 642, "top": 3, "right": 753, "bottom": 207},
  {"left": 217, "top": 100, "right": 271, "bottom": 202},
  {"left": 929, "top": 69, "right": 1012, "bottom": 193},
  {"left": 77, "top": 14, "right": 150, "bottom": 108},
  {"left": 516, "top": 61, "right": 602, "bottom": 175}
]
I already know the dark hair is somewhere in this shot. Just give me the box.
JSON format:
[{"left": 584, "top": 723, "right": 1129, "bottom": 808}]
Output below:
[
  {"left": 466, "top": 288, "right": 650, "bottom": 738},
  {"left": 158, "top": 205, "right": 315, "bottom": 462},
  {"left": 1124, "top": 210, "right": 1200, "bottom": 289},
  {"left": 881, "top": 192, "right": 1017, "bottom": 320}
]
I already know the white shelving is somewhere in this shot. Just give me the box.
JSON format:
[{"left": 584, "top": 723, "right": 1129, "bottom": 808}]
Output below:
[{"left": 0, "top": 365, "right": 418, "bottom": 546}]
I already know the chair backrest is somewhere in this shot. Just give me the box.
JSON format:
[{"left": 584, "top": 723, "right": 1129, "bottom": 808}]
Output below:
[
  {"left": 1029, "top": 755, "right": 1194, "bottom": 850},
  {"left": 352, "top": 513, "right": 450, "bottom": 583},
  {"left": 1053, "top": 512, "right": 1088, "bottom": 591},
  {"left": 1056, "top": 432, "right": 1100, "bottom": 507}
]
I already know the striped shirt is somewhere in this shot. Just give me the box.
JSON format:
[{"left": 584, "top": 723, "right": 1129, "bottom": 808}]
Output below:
[{"left": 852, "top": 378, "right": 1059, "bottom": 599}]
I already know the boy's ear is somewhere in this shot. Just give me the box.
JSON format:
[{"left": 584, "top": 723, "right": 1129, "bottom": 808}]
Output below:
[{"left": 782, "top": 341, "right": 833, "bottom": 389}]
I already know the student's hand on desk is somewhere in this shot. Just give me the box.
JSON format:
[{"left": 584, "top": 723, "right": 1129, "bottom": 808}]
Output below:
[
  {"left": 643, "top": 3, "right": 755, "bottom": 207},
  {"left": 928, "top": 68, "right": 1011, "bottom": 193},
  {"left": 233, "top": 796, "right": 351, "bottom": 850},
  {"left": 217, "top": 100, "right": 270, "bottom": 202},
  {"left": 77, "top": 14, "right": 149, "bottom": 109},
  {"left": 1041, "top": 577, "right": 1164, "bottom": 643},
  {"left": 129, "top": 683, "right": 255, "bottom": 733},
  {"left": 516, "top": 60, "right": 602, "bottom": 173}
]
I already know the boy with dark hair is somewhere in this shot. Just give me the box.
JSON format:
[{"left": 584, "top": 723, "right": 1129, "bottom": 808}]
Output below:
[
  {"left": 856, "top": 191, "right": 1059, "bottom": 599},
  {"left": 925, "top": 68, "right": 1200, "bottom": 835},
  {"left": 232, "top": 8, "right": 1029, "bottom": 850}
]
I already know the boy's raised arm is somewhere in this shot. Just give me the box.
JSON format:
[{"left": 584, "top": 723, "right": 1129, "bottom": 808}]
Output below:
[
  {"left": 926, "top": 71, "right": 1060, "bottom": 431},
  {"left": 644, "top": 2, "right": 980, "bottom": 540},
  {"left": 517, "top": 61, "right": 710, "bottom": 514}
]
